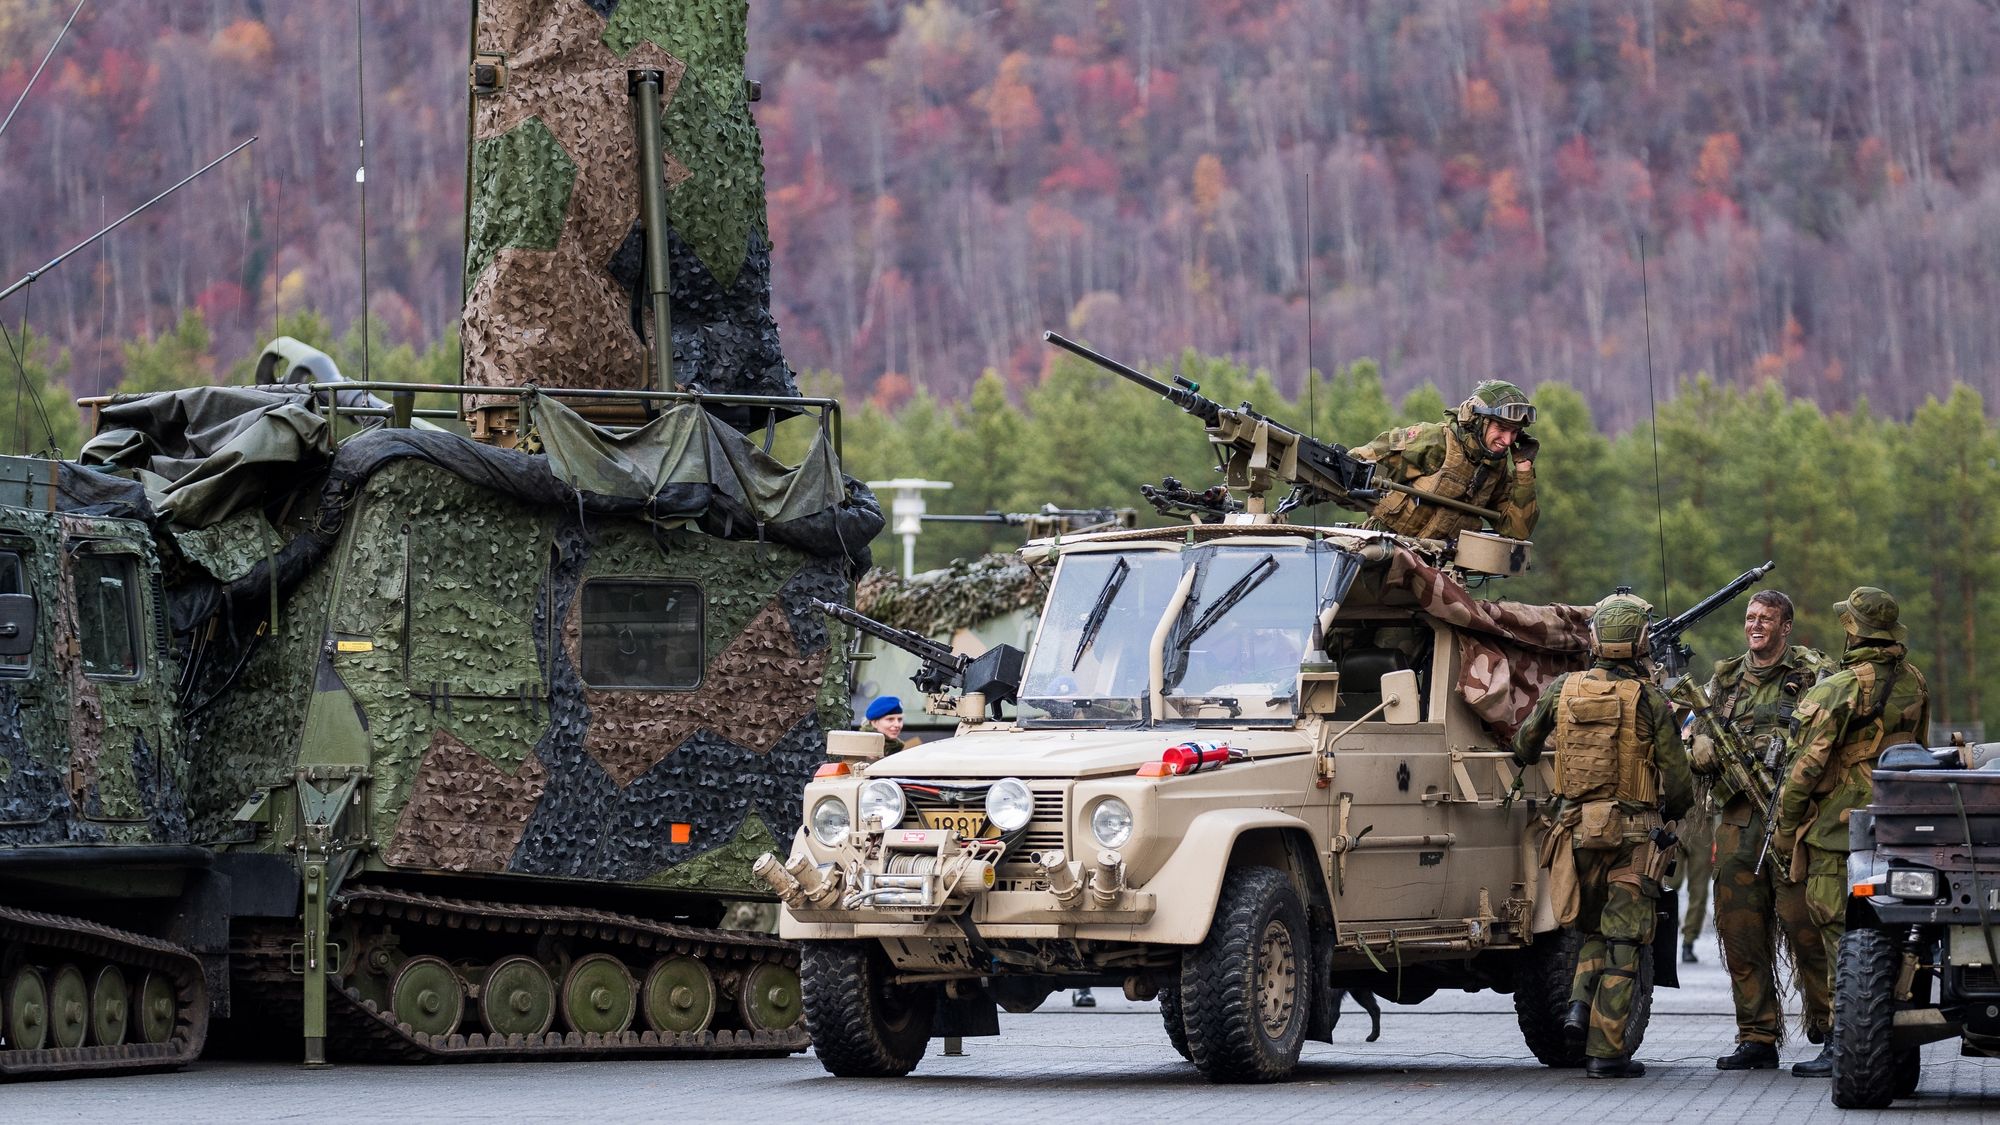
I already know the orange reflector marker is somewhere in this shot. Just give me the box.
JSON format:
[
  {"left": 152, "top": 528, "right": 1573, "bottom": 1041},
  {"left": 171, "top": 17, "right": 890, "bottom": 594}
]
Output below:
[
  {"left": 814, "top": 762, "right": 851, "bottom": 778},
  {"left": 1136, "top": 762, "right": 1174, "bottom": 778},
  {"left": 670, "top": 823, "right": 692, "bottom": 844},
  {"left": 1852, "top": 881, "right": 1881, "bottom": 898}
]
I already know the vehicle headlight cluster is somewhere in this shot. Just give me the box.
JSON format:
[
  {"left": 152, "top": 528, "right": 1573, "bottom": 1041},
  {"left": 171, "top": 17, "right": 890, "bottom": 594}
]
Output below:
[
  {"left": 859, "top": 779, "right": 907, "bottom": 829},
  {"left": 1091, "top": 797, "right": 1134, "bottom": 848},
  {"left": 810, "top": 796, "right": 850, "bottom": 846},
  {"left": 1887, "top": 869, "right": 1939, "bottom": 900},
  {"left": 986, "top": 778, "right": 1034, "bottom": 832}
]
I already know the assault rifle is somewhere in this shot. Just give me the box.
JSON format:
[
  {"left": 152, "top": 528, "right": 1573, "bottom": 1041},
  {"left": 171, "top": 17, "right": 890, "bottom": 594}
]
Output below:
[
  {"left": 1643, "top": 560, "right": 1776, "bottom": 683},
  {"left": 1670, "top": 676, "right": 1776, "bottom": 818},
  {"left": 1045, "top": 330, "right": 1509, "bottom": 525},
  {"left": 812, "top": 598, "right": 1024, "bottom": 708}
]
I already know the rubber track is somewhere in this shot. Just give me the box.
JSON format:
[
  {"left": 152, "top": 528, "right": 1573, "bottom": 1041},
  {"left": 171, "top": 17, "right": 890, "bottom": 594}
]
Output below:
[
  {"left": 264, "top": 887, "right": 805, "bottom": 1063},
  {"left": 0, "top": 905, "right": 207, "bottom": 1080},
  {"left": 1832, "top": 928, "right": 1900, "bottom": 1109}
]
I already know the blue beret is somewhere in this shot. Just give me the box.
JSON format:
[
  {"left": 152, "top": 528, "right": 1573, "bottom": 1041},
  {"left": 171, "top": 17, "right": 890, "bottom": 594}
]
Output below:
[{"left": 865, "top": 696, "right": 903, "bottom": 721}]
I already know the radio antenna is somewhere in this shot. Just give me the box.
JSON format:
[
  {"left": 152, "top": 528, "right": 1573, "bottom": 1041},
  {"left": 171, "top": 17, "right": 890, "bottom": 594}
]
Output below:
[{"left": 0, "top": 0, "right": 86, "bottom": 145}]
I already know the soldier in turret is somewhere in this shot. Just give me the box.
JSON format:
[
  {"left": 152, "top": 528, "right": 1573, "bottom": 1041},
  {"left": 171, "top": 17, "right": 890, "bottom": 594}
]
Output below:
[
  {"left": 1512, "top": 593, "right": 1695, "bottom": 1079},
  {"left": 1691, "top": 590, "right": 1835, "bottom": 1071},
  {"left": 1773, "top": 587, "right": 1929, "bottom": 1078},
  {"left": 1353, "top": 380, "right": 1539, "bottom": 540}
]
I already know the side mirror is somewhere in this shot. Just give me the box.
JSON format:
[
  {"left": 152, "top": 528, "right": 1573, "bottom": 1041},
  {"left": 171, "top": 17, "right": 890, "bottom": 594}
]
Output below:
[
  {"left": 0, "top": 593, "right": 36, "bottom": 658},
  {"left": 1379, "top": 669, "right": 1421, "bottom": 725}
]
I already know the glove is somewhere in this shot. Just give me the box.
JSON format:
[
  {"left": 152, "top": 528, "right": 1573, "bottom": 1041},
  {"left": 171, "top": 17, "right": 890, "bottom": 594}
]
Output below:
[
  {"left": 1688, "top": 732, "right": 1720, "bottom": 776},
  {"left": 1512, "top": 433, "right": 1540, "bottom": 472}
]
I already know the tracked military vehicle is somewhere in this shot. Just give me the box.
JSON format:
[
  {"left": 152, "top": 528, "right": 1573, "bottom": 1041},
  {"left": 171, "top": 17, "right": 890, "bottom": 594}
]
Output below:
[
  {"left": 1, "top": 0, "right": 884, "bottom": 1077},
  {"left": 1830, "top": 741, "right": 2000, "bottom": 1108}
]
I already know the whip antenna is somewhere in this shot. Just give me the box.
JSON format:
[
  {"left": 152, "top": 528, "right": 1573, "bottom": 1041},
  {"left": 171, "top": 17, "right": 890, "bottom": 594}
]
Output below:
[
  {"left": 0, "top": 0, "right": 86, "bottom": 145},
  {"left": 354, "top": 0, "right": 371, "bottom": 377},
  {"left": 1639, "top": 233, "right": 1670, "bottom": 612}
]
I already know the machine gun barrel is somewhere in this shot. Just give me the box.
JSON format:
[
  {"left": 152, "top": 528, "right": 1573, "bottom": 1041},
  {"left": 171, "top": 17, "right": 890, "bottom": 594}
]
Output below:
[
  {"left": 812, "top": 598, "right": 968, "bottom": 694},
  {"left": 1043, "top": 330, "right": 1383, "bottom": 512},
  {"left": 1649, "top": 560, "right": 1776, "bottom": 681}
]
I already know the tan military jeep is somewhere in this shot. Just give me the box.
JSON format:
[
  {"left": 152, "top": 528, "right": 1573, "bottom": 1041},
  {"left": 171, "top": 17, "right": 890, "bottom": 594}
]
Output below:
[{"left": 760, "top": 521, "right": 1660, "bottom": 1082}]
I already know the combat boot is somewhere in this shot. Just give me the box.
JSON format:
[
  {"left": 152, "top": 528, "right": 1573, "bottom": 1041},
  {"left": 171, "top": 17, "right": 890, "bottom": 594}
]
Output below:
[
  {"left": 1562, "top": 1000, "right": 1588, "bottom": 1041},
  {"left": 1585, "top": 1056, "right": 1646, "bottom": 1079},
  {"left": 1681, "top": 941, "right": 1698, "bottom": 964},
  {"left": 1715, "top": 1041, "right": 1779, "bottom": 1070},
  {"left": 1791, "top": 1045, "right": 1833, "bottom": 1077}
]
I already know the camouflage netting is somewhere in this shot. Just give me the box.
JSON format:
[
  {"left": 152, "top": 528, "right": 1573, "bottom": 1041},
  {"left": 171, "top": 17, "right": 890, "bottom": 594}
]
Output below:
[
  {"left": 854, "top": 553, "right": 1043, "bottom": 637},
  {"left": 463, "top": 0, "right": 792, "bottom": 409},
  {"left": 1377, "top": 546, "right": 1593, "bottom": 738}
]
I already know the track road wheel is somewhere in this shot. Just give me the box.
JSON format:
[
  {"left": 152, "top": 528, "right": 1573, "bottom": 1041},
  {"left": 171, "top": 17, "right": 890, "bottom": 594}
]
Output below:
[
  {"left": 1159, "top": 981, "right": 1192, "bottom": 1061},
  {"left": 391, "top": 955, "right": 465, "bottom": 1039},
  {"left": 4, "top": 964, "right": 48, "bottom": 1051},
  {"left": 1179, "top": 866, "right": 1310, "bottom": 1083},
  {"left": 738, "top": 961, "right": 803, "bottom": 1032},
  {"left": 643, "top": 956, "right": 716, "bottom": 1034},
  {"left": 136, "top": 970, "right": 176, "bottom": 1044},
  {"left": 1832, "top": 928, "right": 1900, "bottom": 1109},
  {"left": 800, "top": 940, "right": 934, "bottom": 1077},
  {"left": 480, "top": 956, "right": 555, "bottom": 1038},
  {"left": 562, "top": 953, "right": 635, "bottom": 1035},
  {"left": 90, "top": 966, "right": 130, "bottom": 1047},
  {"left": 49, "top": 963, "right": 87, "bottom": 1049},
  {"left": 1513, "top": 927, "right": 1654, "bottom": 1066}
]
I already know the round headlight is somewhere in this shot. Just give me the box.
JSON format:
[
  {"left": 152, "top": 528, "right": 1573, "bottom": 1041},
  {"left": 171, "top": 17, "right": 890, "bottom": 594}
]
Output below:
[
  {"left": 986, "top": 778, "right": 1034, "bottom": 832},
  {"left": 810, "top": 796, "right": 851, "bottom": 846},
  {"left": 858, "top": 779, "right": 907, "bottom": 828},
  {"left": 1091, "top": 797, "right": 1134, "bottom": 849}
]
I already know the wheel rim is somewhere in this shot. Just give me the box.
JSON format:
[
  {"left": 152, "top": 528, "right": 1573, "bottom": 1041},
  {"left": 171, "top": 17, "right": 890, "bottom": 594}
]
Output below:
[
  {"left": 49, "top": 964, "right": 87, "bottom": 1049},
  {"left": 1256, "top": 919, "right": 1298, "bottom": 1038},
  {"left": 390, "top": 955, "right": 465, "bottom": 1038},
  {"left": 90, "top": 966, "right": 130, "bottom": 1046},
  {"left": 480, "top": 956, "right": 555, "bottom": 1038},
  {"left": 136, "top": 971, "right": 176, "bottom": 1044},
  {"left": 4, "top": 965, "right": 48, "bottom": 1051},
  {"left": 561, "top": 953, "right": 635, "bottom": 1035},
  {"left": 736, "top": 962, "right": 802, "bottom": 1032},
  {"left": 641, "top": 956, "right": 715, "bottom": 1034}
]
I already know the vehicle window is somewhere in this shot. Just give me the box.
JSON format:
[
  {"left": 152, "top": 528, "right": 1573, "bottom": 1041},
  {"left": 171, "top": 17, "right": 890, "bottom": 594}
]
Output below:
[
  {"left": 76, "top": 552, "right": 141, "bottom": 680},
  {"left": 1163, "top": 545, "right": 1358, "bottom": 722},
  {"left": 1017, "top": 550, "right": 1181, "bottom": 725},
  {"left": 579, "top": 580, "right": 702, "bottom": 689},
  {"left": 0, "top": 551, "right": 26, "bottom": 675}
]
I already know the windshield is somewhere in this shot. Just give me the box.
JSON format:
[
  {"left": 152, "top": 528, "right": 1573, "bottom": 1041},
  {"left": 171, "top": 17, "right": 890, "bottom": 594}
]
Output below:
[
  {"left": 1018, "top": 542, "right": 1361, "bottom": 727},
  {"left": 1018, "top": 550, "right": 1180, "bottom": 724}
]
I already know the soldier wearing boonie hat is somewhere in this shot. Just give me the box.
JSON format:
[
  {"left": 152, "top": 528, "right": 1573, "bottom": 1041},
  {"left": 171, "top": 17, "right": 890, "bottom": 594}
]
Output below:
[{"left": 1772, "top": 587, "right": 1929, "bottom": 1077}]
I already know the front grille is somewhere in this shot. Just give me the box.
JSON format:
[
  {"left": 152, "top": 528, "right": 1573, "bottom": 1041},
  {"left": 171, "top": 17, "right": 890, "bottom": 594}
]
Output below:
[
  {"left": 1963, "top": 965, "right": 2000, "bottom": 994},
  {"left": 891, "top": 781, "right": 1067, "bottom": 869}
]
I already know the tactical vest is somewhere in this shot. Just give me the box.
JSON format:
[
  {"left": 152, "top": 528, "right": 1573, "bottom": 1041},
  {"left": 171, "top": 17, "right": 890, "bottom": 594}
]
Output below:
[
  {"left": 1820, "top": 660, "right": 1926, "bottom": 785},
  {"left": 1552, "top": 671, "right": 1659, "bottom": 805},
  {"left": 1368, "top": 426, "right": 1506, "bottom": 540}
]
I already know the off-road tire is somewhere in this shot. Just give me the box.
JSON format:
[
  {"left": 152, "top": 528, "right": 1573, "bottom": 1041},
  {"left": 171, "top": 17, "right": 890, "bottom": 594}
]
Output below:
[
  {"left": 1892, "top": 1047, "right": 1921, "bottom": 1099},
  {"left": 1179, "top": 866, "right": 1310, "bottom": 1083},
  {"left": 1159, "top": 981, "right": 1192, "bottom": 1061},
  {"left": 1831, "top": 928, "right": 1900, "bottom": 1109},
  {"left": 800, "top": 941, "right": 934, "bottom": 1078},
  {"left": 1513, "top": 927, "right": 1654, "bottom": 1068}
]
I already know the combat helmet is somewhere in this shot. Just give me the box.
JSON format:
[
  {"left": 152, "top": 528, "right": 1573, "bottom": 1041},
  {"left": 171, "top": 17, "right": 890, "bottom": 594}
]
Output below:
[
  {"left": 1589, "top": 591, "right": 1654, "bottom": 661},
  {"left": 1455, "top": 380, "right": 1536, "bottom": 429}
]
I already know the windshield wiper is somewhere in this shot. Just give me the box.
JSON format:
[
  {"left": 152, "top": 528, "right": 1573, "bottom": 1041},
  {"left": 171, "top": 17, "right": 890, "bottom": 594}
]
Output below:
[
  {"left": 1070, "top": 556, "right": 1130, "bottom": 671},
  {"left": 1182, "top": 553, "right": 1279, "bottom": 647}
]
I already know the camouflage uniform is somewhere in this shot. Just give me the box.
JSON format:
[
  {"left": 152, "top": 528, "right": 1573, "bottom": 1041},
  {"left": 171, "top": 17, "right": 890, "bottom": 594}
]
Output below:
[
  {"left": 1354, "top": 420, "right": 1538, "bottom": 541},
  {"left": 1774, "top": 591, "right": 1929, "bottom": 1006},
  {"left": 1515, "top": 652, "right": 1694, "bottom": 1065},
  {"left": 1701, "top": 645, "right": 1835, "bottom": 1046}
]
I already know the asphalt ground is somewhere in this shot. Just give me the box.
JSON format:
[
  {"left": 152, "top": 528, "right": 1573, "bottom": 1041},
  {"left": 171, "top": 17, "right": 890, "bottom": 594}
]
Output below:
[{"left": 7, "top": 929, "right": 1999, "bottom": 1122}]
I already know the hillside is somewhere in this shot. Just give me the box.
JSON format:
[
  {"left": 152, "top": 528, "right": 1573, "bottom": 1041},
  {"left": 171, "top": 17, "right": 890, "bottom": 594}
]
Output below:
[{"left": 2, "top": 1, "right": 1998, "bottom": 425}]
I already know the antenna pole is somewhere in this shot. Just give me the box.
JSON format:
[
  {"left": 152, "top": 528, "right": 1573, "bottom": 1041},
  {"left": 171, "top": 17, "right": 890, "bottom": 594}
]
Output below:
[
  {"left": 0, "top": 137, "right": 256, "bottom": 306},
  {"left": 0, "top": 0, "right": 87, "bottom": 144},
  {"left": 1640, "top": 233, "right": 1670, "bottom": 611}
]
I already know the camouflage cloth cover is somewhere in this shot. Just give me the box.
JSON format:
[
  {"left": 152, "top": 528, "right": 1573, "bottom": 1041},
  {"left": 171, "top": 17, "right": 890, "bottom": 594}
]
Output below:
[
  {"left": 1379, "top": 546, "right": 1592, "bottom": 738},
  {"left": 853, "top": 553, "right": 1042, "bottom": 636},
  {"left": 463, "top": 0, "right": 792, "bottom": 405},
  {"left": 80, "top": 388, "right": 332, "bottom": 528}
]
